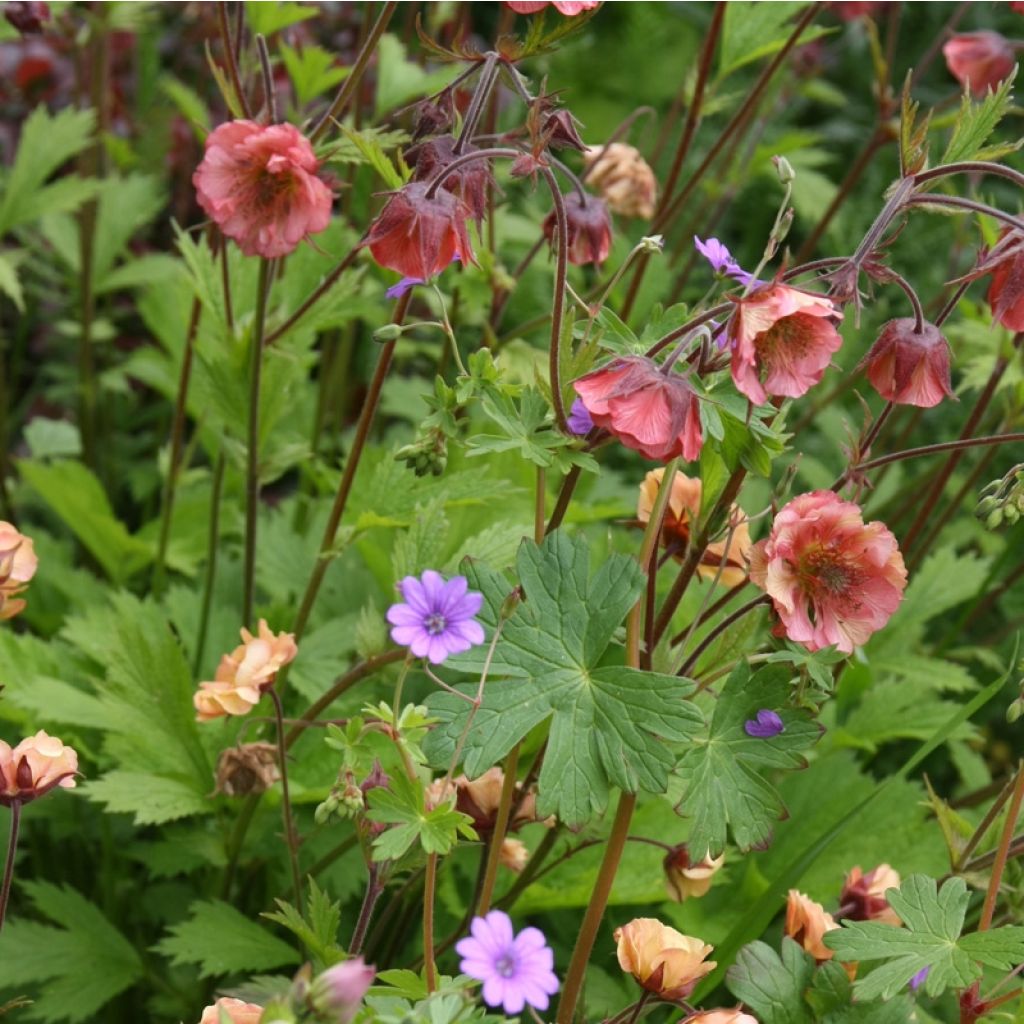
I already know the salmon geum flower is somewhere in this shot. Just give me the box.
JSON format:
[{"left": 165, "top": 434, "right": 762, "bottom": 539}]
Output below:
[
  {"left": 728, "top": 283, "right": 843, "bottom": 405},
  {"left": 749, "top": 491, "right": 906, "bottom": 654},
  {"left": 0, "top": 730, "right": 78, "bottom": 806},
  {"left": 614, "top": 918, "right": 716, "bottom": 1000},
  {"left": 194, "top": 619, "right": 298, "bottom": 721},
  {"left": 0, "top": 521, "right": 37, "bottom": 620},
  {"left": 193, "top": 120, "right": 333, "bottom": 258},
  {"left": 198, "top": 999, "right": 263, "bottom": 1024}
]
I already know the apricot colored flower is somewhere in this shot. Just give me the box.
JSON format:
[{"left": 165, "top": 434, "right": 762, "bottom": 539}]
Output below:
[
  {"left": 583, "top": 143, "right": 657, "bottom": 219},
  {"left": 685, "top": 1011, "right": 759, "bottom": 1024},
  {"left": 573, "top": 356, "right": 703, "bottom": 462},
  {"left": 198, "top": 998, "right": 263, "bottom": 1024},
  {"left": 785, "top": 890, "right": 838, "bottom": 962},
  {"left": 193, "top": 120, "right": 332, "bottom": 258},
  {"left": 507, "top": 1, "right": 599, "bottom": 13},
  {"left": 366, "top": 181, "right": 475, "bottom": 280},
  {"left": 985, "top": 229, "right": 1024, "bottom": 332},
  {"left": 614, "top": 918, "right": 716, "bottom": 1000},
  {"left": 863, "top": 318, "right": 954, "bottom": 408},
  {"left": 943, "top": 31, "right": 1015, "bottom": 97},
  {"left": 840, "top": 864, "right": 901, "bottom": 926},
  {"left": 544, "top": 192, "right": 612, "bottom": 266},
  {"left": 637, "top": 469, "right": 750, "bottom": 585},
  {"left": 0, "top": 521, "right": 37, "bottom": 621},
  {"left": 500, "top": 838, "right": 530, "bottom": 873},
  {"left": 727, "top": 284, "right": 843, "bottom": 404},
  {"left": 749, "top": 491, "right": 906, "bottom": 654},
  {"left": 0, "top": 730, "right": 78, "bottom": 806},
  {"left": 194, "top": 619, "right": 298, "bottom": 722},
  {"left": 663, "top": 844, "right": 725, "bottom": 901}
]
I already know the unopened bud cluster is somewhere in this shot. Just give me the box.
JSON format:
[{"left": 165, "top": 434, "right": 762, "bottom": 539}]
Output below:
[
  {"left": 395, "top": 428, "right": 448, "bottom": 477},
  {"left": 975, "top": 464, "right": 1024, "bottom": 529}
]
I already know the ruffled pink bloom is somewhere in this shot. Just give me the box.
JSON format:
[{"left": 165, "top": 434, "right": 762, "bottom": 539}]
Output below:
[
  {"left": 194, "top": 619, "right": 298, "bottom": 722},
  {"left": 193, "top": 120, "right": 333, "bottom": 258},
  {"left": 506, "top": 1, "right": 599, "bottom": 13},
  {"left": 749, "top": 491, "right": 906, "bottom": 653},
  {"left": 862, "top": 318, "right": 954, "bottom": 408},
  {"left": 727, "top": 284, "right": 843, "bottom": 404},
  {"left": 0, "top": 521, "right": 37, "bottom": 621},
  {"left": 0, "top": 730, "right": 78, "bottom": 806},
  {"left": 943, "top": 31, "right": 1016, "bottom": 97},
  {"left": 198, "top": 999, "right": 263, "bottom": 1024},
  {"left": 573, "top": 356, "right": 703, "bottom": 462}
]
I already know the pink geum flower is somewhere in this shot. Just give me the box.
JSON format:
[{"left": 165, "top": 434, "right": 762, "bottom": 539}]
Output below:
[
  {"left": 985, "top": 229, "right": 1024, "bottom": 332},
  {"left": 366, "top": 182, "right": 475, "bottom": 280},
  {"left": 0, "top": 521, "right": 37, "bottom": 621},
  {"left": 193, "top": 120, "right": 333, "bottom": 258},
  {"left": 862, "top": 318, "right": 954, "bottom": 408},
  {"left": 506, "top": 1, "right": 599, "bottom": 13},
  {"left": 194, "top": 620, "right": 298, "bottom": 722},
  {"left": 309, "top": 958, "right": 376, "bottom": 1023},
  {"left": 684, "top": 1011, "right": 759, "bottom": 1024},
  {"left": 727, "top": 283, "right": 843, "bottom": 404},
  {"left": 943, "top": 31, "right": 1016, "bottom": 98},
  {"left": 198, "top": 999, "right": 263, "bottom": 1024},
  {"left": 0, "top": 731, "right": 78, "bottom": 806},
  {"left": 543, "top": 192, "right": 613, "bottom": 266},
  {"left": 573, "top": 356, "right": 703, "bottom": 462},
  {"left": 749, "top": 491, "right": 907, "bottom": 654}
]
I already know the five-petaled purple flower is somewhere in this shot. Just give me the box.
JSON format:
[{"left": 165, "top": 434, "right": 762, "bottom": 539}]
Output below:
[
  {"left": 567, "top": 397, "right": 595, "bottom": 436},
  {"left": 744, "top": 709, "right": 784, "bottom": 738},
  {"left": 693, "top": 236, "right": 759, "bottom": 287},
  {"left": 386, "top": 570, "right": 485, "bottom": 664},
  {"left": 456, "top": 910, "right": 560, "bottom": 1015}
]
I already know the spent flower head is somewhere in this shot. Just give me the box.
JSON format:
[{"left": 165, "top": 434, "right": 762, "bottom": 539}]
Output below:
[
  {"left": 386, "top": 570, "right": 485, "bottom": 664},
  {"left": 456, "top": 910, "right": 560, "bottom": 1015}
]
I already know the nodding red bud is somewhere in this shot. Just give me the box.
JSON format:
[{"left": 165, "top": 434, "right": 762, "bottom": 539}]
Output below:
[
  {"left": 4, "top": 1, "right": 50, "bottom": 34},
  {"left": 407, "top": 135, "right": 493, "bottom": 222},
  {"left": 942, "top": 31, "right": 1015, "bottom": 98},
  {"left": 366, "top": 182, "right": 475, "bottom": 280},
  {"left": 411, "top": 90, "right": 456, "bottom": 142},
  {"left": 862, "top": 317, "right": 955, "bottom": 409},
  {"left": 543, "top": 191, "right": 612, "bottom": 266},
  {"left": 542, "top": 109, "right": 587, "bottom": 151},
  {"left": 510, "top": 152, "right": 546, "bottom": 179},
  {"left": 986, "top": 229, "right": 1024, "bottom": 332}
]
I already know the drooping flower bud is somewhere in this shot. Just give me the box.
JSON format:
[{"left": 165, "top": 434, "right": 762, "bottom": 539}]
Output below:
[
  {"left": 542, "top": 109, "right": 588, "bottom": 152},
  {"left": 0, "top": 730, "right": 78, "bottom": 807},
  {"left": 0, "top": 521, "right": 37, "bottom": 621},
  {"left": 614, "top": 918, "right": 716, "bottom": 1000},
  {"left": 309, "top": 958, "right": 376, "bottom": 1023},
  {"left": 573, "top": 356, "right": 703, "bottom": 462},
  {"left": 862, "top": 318, "right": 954, "bottom": 408},
  {"left": 543, "top": 191, "right": 613, "bottom": 266},
  {"left": 785, "top": 890, "right": 839, "bottom": 962},
  {"left": 985, "top": 229, "right": 1024, "bottom": 332},
  {"left": 408, "top": 135, "right": 493, "bottom": 222},
  {"left": 4, "top": 1, "right": 50, "bottom": 34},
  {"left": 366, "top": 182, "right": 475, "bottom": 280},
  {"left": 663, "top": 845, "right": 725, "bottom": 902},
  {"left": 943, "top": 31, "right": 1015, "bottom": 97},
  {"left": 839, "top": 864, "right": 901, "bottom": 926},
  {"left": 411, "top": 89, "right": 456, "bottom": 142},
  {"left": 583, "top": 143, "right": 657, "bottom": 219}
]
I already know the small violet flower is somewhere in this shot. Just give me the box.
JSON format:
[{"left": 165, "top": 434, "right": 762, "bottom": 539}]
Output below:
[
  {"left": 567, "top": 397, "right": 595, "bottom": 436},
  {"left": 385, "top": 253, "right": 461, "bottom": 300},
  {"left": 909, "top": 966, "right": 930, "bottom": 992},
  {"left": 694, "top": 236, "right": 759, "bottom": 287},
  {"left": 456, "top": 910, "right": 560, "bottom": 1015},
  {"left": 386, "top": 570, "right": 485, "bottom": 664},
  {"left": 744, "top": 710, "right": 784, "bottom": 738}
]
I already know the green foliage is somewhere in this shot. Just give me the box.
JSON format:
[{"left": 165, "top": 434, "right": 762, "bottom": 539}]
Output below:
[
  {"left": 824, "top": 875, "right": 1024, "bottom": 1000},
  {"left": 718, "top": 2, "right": 830, "bottom": 78},
  {"left": 674, "top": 661, "right": 821, "bottom": 858},
  {"left": 263, "top": 880, "right": 345, "bottom": 969},
  {"left": 280, "top": 42, "right": 350, "bottom": 108},
  {"left": 424, "top": 531, "right": 703, "bottom": 826},
  {"left": 335, "top": 125, "right": 410, "bottom": 190},
  {"left": 726, "top": 939, "right": 815, "bottom": 1024},
  {"left": 244, "top": 0, "right": 317, "bottom": 35},
  {"left": 155, "top": 900, "right": 301, "bottom": 978},
  {"left": 941, "top": 70, "right": 1021, "bottom": 166},
  {"left": 0, "top": 882, "right": 143, "bottom": 1023}
]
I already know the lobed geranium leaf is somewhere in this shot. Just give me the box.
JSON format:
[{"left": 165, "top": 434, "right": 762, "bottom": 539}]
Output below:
[
  {"left": 673, "top": 661, "right": 821, "bottom": 858},
  {"left": 422, "top": 532, "right": 703, "bottom": 827},
  {"left": 726, "top": 938, "right": 815, "bottom": 1024},
  {"left": 824, "top": 874, "right": 1024, "bottom": 1000}
]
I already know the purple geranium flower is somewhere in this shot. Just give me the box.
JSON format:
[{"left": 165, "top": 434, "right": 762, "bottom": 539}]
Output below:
[
  {"left": 567, "top": 397, "right": 594, "bottom": 436},
  {"left": 386, "top": 570, "right": 485, "bottom": 664},
  {"left": 385, "top": 253, "right": 461, "bottom": 300},
  {"left": 456, "top": 910, "right": 560, "bottom": 1015},
  {"left": 909, "top": 966, "right": 930, "bottom": 992},
  {"left": 694, "top": 236, "right": 761, "bottom": 288},
  {"left": 744, "top": 709, "right": 785, "bottom": 738}
]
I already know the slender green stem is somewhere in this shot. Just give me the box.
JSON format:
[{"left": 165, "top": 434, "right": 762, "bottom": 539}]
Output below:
[
  {"left": 540, "top": 166, "right": 570, "bottom": 432},
  {"left": 243, "top": 259, "right": 273, "bottom": 628},
  {"left": 978, "top": 763, "right": 1024, "bottom": 933},
  {"left": 477, "top": 745, "right": 521, "bottom": 916},
  {"left": 264, "top": 248, "right": 361, "bottom": 346},
  {"left": 904, "top": 194, "right": 1024, "bottom": 234},
  {"left": 217, "top": 0, "right": 251, "bottom": 117},
  {"left": 423, "top": 853, "right": 438, "bottom": 993},
  {"left": 955, "top": 773, "right": 1019, "bottom": 872},
  {"left": 270, "top": 687, "right": 303, "bottom": 905},
  {"left": 856, "top": 433, "right": 1024, "bottom": 475},
  {"left": 193, "top": 454, "right": 226, "bottom": 677},
  {"left": 350, "top": 862, "right": 383, "bottom": 955},
  {"left": 680, "top": 595, "right": 770, "bottom": 680},
  {"left": 0, "top": 802, "right": 20, "bottom": 933},
  {"left": 310, "top": 1, "right": 398, "bottom": 143},
  {"left": 534, "top": 468, "right": 546, "bottom": 544}
]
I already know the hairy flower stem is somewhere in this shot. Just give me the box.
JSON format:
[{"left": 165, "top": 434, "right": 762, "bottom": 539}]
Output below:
[
  {"left": 0, "top": 802, "right": 20, "bottom": 933},
  {"left": 556, "top": 792, "right": 636, "bottom": 1024},
  {"left": 243, "top": 258, "right": 273, "bottom": 628},
  {"left": 349, "top": 863, "right": 383, "bottom": 955},
  {"left": 477, "top": 744, "right": 521, "bottom": 916},
  {"left": 978, "top": 762, "right": 1024, "bottom": 933},
  {"left": 217, "top": 1, "right": 251, "bottom": 117},
  {"left": 455, "top": 53, "right": 500, "bottom": 155},
  {"left": 264, "top": 248, "right": 361, "bottom": 346},
  {"left": 270, "top": 687, "right": 303, "bottom": 905},
  {"left": 290, "top": 292, "right": 412, "bottom": 645},
  {"left": 423, "top": 852, "right": 439, "bottom": 993},
  {"left": 193, "top": 454, "right": 226, "bottom": 677},
  {"left": 903, "top": 194, "right": 1024, "bottom": 234},
  {"left": 856, "top": 433, "right": 1024, "bottom": 475},
  {"left": 539, "top": 167, "right": 571, "bottom": 432},
  {"left": 309, "top": 1, "right": 398, "bottom": 143},
  {"left": 832, "top": 402, "right": 894, "bottom": 491}
]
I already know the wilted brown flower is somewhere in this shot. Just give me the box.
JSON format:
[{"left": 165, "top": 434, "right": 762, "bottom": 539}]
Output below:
[
  {"left": 213, "top": 742, "right": 280, "bottom": 797},
  {"left": 583, "top": 143, "right": 657, "bottom": 219},
  {"left": 500, "top": 838, "right": 530, "bottom": 873}
]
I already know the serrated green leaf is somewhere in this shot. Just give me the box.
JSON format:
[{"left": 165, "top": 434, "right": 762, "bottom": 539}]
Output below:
[
  {"left": 81, "top": 770, "right": 212, "bottom": 825},
  {"left": 673, "top": 662, "right": 821, "bottom": 857},
  {"left": 941, "top": 70, "right": 1021, "bottom": 166},
  {"left": 0, "top": 250, "right": 24, "bottom": 311},
  {"left": 337, "top": 124, "right": 408, "bottom": 190},
  {"left": 244, "top": 0, "right": 316, "bottom": 36},
  {"left": 718, "top": 2, "right": 829, "bottom": 78},
  {"left": 155, "top": 900, "right": 301, "bottom": 977},
  {"left": 726, "top": 939, "right": 814, "bottom": 1024},
  {"left": 263, "top": 880, "right": 344, "bottom": 968},
  {"left": 423, "top": 532, "right": 704, "bottom": 826}
]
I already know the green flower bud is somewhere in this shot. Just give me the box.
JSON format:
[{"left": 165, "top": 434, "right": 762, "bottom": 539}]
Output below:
[
  {"left": 986, "top": 508, "right": 1005, "bottom": 530},
  {"left": 1007, "top": 697, "right": 1024, "bottom": 724},
  {"left": 373, "top": 323, "right": 404, "bottom": 343}
]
